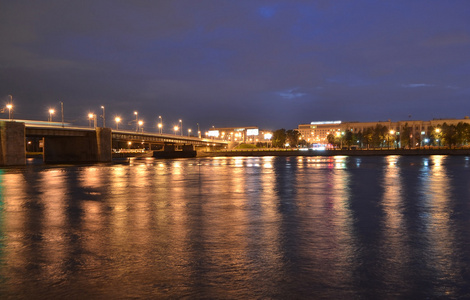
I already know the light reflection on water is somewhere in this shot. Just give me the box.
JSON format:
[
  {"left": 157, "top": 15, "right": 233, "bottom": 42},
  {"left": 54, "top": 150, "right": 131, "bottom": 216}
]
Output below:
[{"left": 0, "top": 156, "right": 470, "bottom": 298}]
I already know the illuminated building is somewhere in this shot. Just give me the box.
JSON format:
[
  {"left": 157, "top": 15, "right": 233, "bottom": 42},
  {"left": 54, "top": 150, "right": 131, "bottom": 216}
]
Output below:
[
  {"left": 299, "top": 117, "right": 470, "bottom": 147},
  {"left": 207, "top": 126, "right": 273, "bottom": 144},
  {"left": 297, "top": 121, "right": 343, "bottom": 144}
]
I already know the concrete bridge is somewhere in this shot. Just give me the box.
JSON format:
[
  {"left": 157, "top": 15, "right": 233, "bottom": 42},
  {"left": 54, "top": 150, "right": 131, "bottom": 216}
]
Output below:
[{"left": 0, "top": 120, "right": 227, "bottom": 165}]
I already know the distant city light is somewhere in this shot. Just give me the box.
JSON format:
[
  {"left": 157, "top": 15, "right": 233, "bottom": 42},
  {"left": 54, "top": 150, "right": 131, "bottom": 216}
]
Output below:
[
  {"left": 208, "top": 130, "right": 219, "bottom": 137},
  {"left": 246, "top": 128, "right": 259, "bottom": 136},
  {"left": 311, "top": 121, "right": 341, "bottom": 125},
  {"left": 264, "top": 133, "right": 273, "bottom": 140}
]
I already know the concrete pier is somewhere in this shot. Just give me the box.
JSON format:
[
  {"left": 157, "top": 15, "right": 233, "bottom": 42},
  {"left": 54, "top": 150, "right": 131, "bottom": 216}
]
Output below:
[
  {"left": 0, "top": 121, "right": 26, "bottom": 166},
  {"left": 43, "top": 127, "right": 112, "bottom": 163}
]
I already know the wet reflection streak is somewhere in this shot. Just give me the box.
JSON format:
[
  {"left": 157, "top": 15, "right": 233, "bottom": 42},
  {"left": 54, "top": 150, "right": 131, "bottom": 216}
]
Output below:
[{"left": 0, "top": 156, "right": 469, "bottom": 298}]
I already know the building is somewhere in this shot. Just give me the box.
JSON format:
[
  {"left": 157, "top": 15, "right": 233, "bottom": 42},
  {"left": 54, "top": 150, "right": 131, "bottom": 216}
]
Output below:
[
  {"left": 297, "top": 121, "right": 343, "bottom": 144},
  {"left": 207, "top": 126, "right": 273, "bottom": 144},
  {"left": 299, "top": 117, "right": 470, "bottom": 147}
]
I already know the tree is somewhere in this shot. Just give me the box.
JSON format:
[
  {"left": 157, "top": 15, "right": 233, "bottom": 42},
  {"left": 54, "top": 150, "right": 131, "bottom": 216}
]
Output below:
[
  {"left": 401, "top": 123, "right": 412, "bottom": 149},
  {"left": 362, "top": 128, "right": 373, "bottom": 149},
  {"left": 344, "top": 130, "right": 354, "bottom": 148},
  {"left": 372, "top": 124, "right": 387, "bottom": 148},
  {"left": 286, "top": 129, "right": 301, "bottom": 147},
  {"left": 441, "top": 123, "right": 457, "bottom": 148},
  {"left": 327, "top": 133, "right": 335, "bottom": 145},
  {"left": 298, "top": 139, "right": 309, "bottom": 147},
  {"left": 272, "top": 129, "right": 286, "bottom": 148}
]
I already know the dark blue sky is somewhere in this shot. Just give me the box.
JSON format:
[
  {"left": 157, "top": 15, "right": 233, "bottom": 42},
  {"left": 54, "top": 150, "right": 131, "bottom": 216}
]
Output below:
[{"left": 1, "top": 1, "right": 469, "bottom": 131}]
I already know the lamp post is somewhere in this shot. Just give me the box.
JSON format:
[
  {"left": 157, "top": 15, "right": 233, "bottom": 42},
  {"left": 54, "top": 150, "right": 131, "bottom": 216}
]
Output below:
[
  {"left": 60, "top": 101, "right": 64, "bottom": 127},
  {"left": 134, "top": 111, "right": 138, "bottom": 132},
  {"left": 88, "top": 113, "right": 94, "bottom": 128},
  {"left": 174, "top": 125, "right": 179, "bottom": 135},
  {"left": 115, "top": 117, "right": 121, "bottom": 130},
  {"left": 138, "top": 120, "right": 143, "bottom": 133},
  {"left": 389, "top": 130, "right": 395, "bottom": 149},
  {"left": 435, "top": 128, "right": 441, "bottom": 147},
  {"left": 197, "top": 123, "right": 200, "bottom": 138},
  {"left": 158, "top": 116, "right": 162, "bottom": 133},
  {"left": 101, "top": 106, "right": 105, "bottom": 127},
  {"left": 48, "top": 109, "right": 55, "bottom": 122},
  {"left": 6, "top": 95, "right": 13, "bottom": 120},
  {"left": 179, "top": 119, "right": 182, "bottom": 135},
  {"left": 158, "top": 122, "right": 162, "bottom": 134},
  {"left": 6, "top": 104, "right": 12, "bottom": 120},
  {"left": 188, "top": 128, "right": 192, "bottom": 136}
]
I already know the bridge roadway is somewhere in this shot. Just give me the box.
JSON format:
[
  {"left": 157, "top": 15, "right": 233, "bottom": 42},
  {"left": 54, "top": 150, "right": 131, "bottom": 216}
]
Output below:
[
  {"left": 25, "top": 124, "right": 227, "bottom": 147},
  {"left": 0, "top": 120, "right": 227, "bottom": 165}
]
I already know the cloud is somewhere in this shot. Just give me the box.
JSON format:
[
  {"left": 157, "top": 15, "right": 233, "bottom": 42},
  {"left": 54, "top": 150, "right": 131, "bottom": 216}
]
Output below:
[
  {"left": 278, "top": 88, "right": 307, "bottom": 100},
  {"left": 402, "top": 83, "right": 435, "bottom": 88}
]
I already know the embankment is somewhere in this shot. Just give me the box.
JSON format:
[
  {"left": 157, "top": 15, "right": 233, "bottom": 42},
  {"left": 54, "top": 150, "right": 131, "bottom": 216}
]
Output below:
[{"left": 198, "top": 148, "right": 470, "bottom": 157}]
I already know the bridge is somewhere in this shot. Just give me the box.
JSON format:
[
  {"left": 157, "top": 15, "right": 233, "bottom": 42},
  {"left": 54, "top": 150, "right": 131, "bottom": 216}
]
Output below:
[{"left": 0, "top": 120, "right": 227, "bottom": 165}]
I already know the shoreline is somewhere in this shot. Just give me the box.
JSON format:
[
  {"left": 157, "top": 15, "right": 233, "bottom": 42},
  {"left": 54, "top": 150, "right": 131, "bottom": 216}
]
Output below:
[{"left": 198, "top": 148, "right": 470, "bottom": 157}]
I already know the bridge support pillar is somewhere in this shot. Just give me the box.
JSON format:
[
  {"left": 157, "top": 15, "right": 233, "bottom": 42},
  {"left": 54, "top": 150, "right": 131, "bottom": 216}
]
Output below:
[
  {"left": 0, "top": 121, "right": 26, "bottom": 166},
  {"left": 96, "top": 127, "right": 112, "bottom": 162},
  {"left": 43, "top": 127, "right": 112, "bottom": 163}
]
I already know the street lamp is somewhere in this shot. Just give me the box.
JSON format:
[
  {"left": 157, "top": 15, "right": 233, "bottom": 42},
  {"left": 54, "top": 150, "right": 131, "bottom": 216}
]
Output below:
[
  {"left": 48, "top": 109, "right": 55, "bottom": 122},
  {"left": 158, "top": 116, "right": 162, "bottom": 133},
  {"left": 435, "top": 128, "right": 441, "bottom": 147},
  {"left": 138, "top": 120, "right": 143, "bottom": 132},
  {"left": 6, "top": 104, "right": 12, "bottom": 120},
  {"left": 188, "top": 128, "right": 192, "bottom": 136},
  {"left": 134, "top": 111, "right": 138, "bottom": 132},
  {"left": 6, "top": 95, "right": 13, "bottom": 120},
  {"left": 158, "top": 122, "right": 162, "bottom": 134},
  {"left": 115, "top": 117, "right": 121, "bottom": 130},
  {"left": 389, "top": 129, "right": 395, "bottom": 149},
  {"left": 174, "top": 125, "right": 179, "bottom": 135},
  {"left": 179, "top": 119, "right": 182, "bottom": 135},
  {"left": 88, "top": 113, "right": 95, "bottom": 128},
  {"left": 101, "top": 106, "right": 105, "bottom": 127}
]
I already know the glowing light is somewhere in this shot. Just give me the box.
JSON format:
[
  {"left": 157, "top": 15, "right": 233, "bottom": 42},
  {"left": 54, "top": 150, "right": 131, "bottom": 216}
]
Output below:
[{"left": 310, "top": 120, "right": 341, "bottom": 125}]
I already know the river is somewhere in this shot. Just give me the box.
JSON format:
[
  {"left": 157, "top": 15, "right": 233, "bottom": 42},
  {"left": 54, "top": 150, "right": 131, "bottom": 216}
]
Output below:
[{"left": 0, "top": 155, "right": 469, "bottom": 299}]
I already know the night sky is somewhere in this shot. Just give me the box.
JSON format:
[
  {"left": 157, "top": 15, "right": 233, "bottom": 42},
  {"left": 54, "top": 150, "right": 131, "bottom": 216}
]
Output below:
[{"left": 1, "top": 1, "right": 469, "bottom": 132}]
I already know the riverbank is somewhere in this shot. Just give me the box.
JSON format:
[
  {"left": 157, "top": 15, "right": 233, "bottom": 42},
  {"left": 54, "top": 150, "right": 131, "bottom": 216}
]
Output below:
[{"left": 198, "top": 148, "right": 470, "bottom": 157}]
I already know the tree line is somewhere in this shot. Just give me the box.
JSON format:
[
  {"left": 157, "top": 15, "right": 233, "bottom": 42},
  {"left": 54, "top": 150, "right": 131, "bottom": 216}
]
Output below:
[{"left": 272, "top": 122, "right": 470, "bottom": 149}]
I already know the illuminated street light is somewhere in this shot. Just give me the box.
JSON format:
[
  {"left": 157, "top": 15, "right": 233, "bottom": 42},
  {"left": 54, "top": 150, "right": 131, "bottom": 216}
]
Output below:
[
  {"left": 6, "top": 95, "right": 13, "bottom": 120},
  {"left": 174, "top": 125, "right": 179, "bottom": 135},
  {"left": 88, "top": 113, "right": 95, "bottom": 128},
  {"left": 188, "top": 128, "right": 192, "bottom": 136},
  {"left": 6, "top": 104, "right": 12, "bottom": 120},
  {"left": 134, "top": 111, "right": 138, "bottom": 131},
  {"left": 158, "top": 122, "right": 162, "bottom": 134},
  {"left": 101, "top": 106, "right": 106, "bottom": 127},
  {"left": 435, "top": 128, "right": 441, "bottom": 147},
  {"left": 128, "top": 141, "right": 132, "bottom": 149},
  {"left": 48, "top": 109, "right": 55, "bottom": 122},
  {"left": 179, "top": 119, "right": 182, "bottom": 135},
  {"left": 138, "top": 120, "right": 143, "bottom": 132},
  {"left": 388, "top": 129, "right": 395, "bottom": 149},
  {"left": 158, "top": 116, "right": 163, "bottom": 133},
  {"left": 115, "top": 117, "right": 121, "bottom": 130}
]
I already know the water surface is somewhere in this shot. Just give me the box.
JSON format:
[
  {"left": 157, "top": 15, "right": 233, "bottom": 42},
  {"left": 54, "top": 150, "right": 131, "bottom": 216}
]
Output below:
[{"left": 1, "top": 155, "right": 470, "bottom": 299}]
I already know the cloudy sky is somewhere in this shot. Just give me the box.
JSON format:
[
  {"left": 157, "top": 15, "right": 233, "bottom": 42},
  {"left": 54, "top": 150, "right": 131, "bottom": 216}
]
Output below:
[{"left": 1, "top": 1, "right": 469, "bottom": 131}]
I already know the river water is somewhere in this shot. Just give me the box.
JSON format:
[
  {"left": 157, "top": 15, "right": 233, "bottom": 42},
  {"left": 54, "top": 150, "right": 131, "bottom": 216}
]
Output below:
[{"left": 0, "top": 155, "right": 470, "bottom": 299}]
